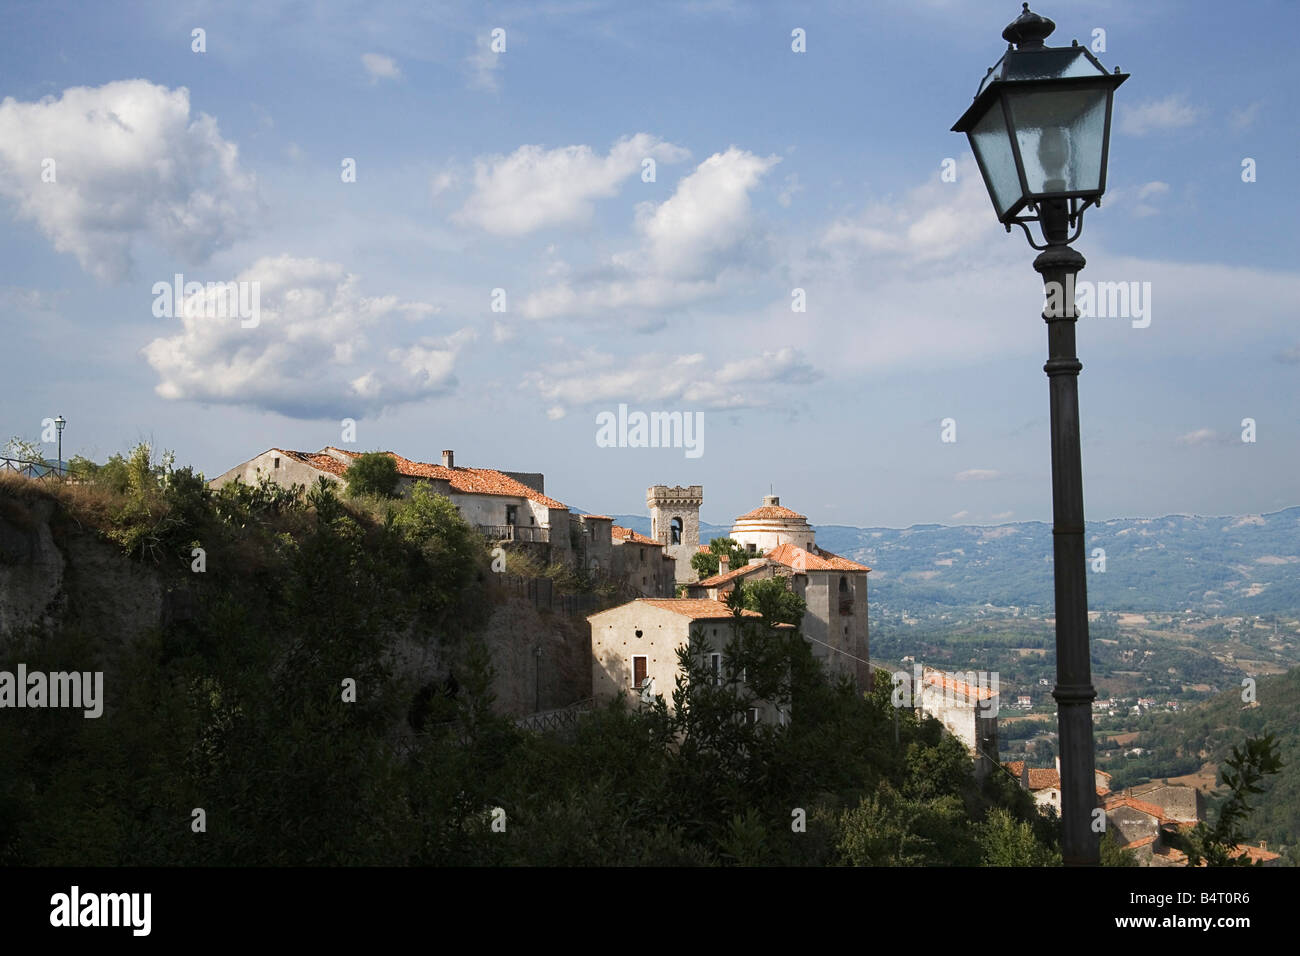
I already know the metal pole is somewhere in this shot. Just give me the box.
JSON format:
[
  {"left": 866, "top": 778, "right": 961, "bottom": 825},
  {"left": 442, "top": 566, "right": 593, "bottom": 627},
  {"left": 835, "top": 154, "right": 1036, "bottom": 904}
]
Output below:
[{"left": 1034, "top": 199, "right": 1098, "bottom": 866}]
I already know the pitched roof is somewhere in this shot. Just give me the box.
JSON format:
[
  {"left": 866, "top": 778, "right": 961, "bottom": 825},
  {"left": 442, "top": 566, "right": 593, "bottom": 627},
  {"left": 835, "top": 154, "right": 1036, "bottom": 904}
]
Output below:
[
  {"left": 1003, "top": 761, "right": 1026, "bottom": 779},
  {"left": 632, "top": 598, "right": 762, "bottom": 621},
  {"left": 1230, "top": 843, "right": 1281, "bottom": 863},
  {"left": 734, "top": 504, "right": 808, "bottom": 522},
  {"left": 610, "top": 525, "right": 661, "bottom": 546},
  {"left": 278, "top": 449, "right": 349, "bottom": 477},
  {"left": 696, "top": 561, "right": 768, "bottom": 588},
  {"left": 1104, "top": 795, "right": 1169, "bottom": 823},
  {"left": 1027, "top": 768, "right": 1061, "bottom": 791},
  {"left": 323, "top": 447, "right": 568, "bottom": 509},
  {"left": 924, "top": 669, "right": 997, "bottom": 701},
  {"left": 765, "top": 542, "right": 870, "bottom": 573}
]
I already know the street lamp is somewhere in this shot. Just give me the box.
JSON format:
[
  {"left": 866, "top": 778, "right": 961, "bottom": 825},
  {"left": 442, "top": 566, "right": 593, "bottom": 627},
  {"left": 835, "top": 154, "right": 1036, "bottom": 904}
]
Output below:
[
  {"left": 53, "top": 415, "right": 66, "bottom": 477},
  {"left": 952, "top": 4, "right": 1127, "bottom": 866}
]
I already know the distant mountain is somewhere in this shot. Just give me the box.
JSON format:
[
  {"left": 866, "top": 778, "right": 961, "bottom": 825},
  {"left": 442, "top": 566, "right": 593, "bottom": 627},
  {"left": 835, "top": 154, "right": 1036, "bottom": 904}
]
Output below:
[{"left": 612, "top": 508, "right": 1300, "bottom": 616}]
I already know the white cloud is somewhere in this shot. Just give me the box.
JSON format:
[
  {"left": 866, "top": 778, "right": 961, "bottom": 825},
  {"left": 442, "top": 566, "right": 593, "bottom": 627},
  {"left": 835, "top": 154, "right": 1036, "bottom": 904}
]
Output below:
[
  {"left": 524, "top": 345, "right": 816, "bottom": 417},
  {"left": 1176, "top": 428, "right": 1217, "bottom": 446},
  {"left": 1230, "top": 101, "right": 1261, "bottom": 131},
  {"left": 956, "top": 469, "right": 1001, "bottom": 481},
  {"left": 521, "top": 147, "right": 780, "bottom": 318},
  {"left": 950, "top": 510, "right": 969, "bottom": 521},
  {"left": 0, "top": 80, "right": 260, "bottom": 281},
  {"left": 455, "top": 134, "right": 689, "bottom": 235},
  {"left": 990, "top": 511, "right": 1015, "bottom": 521},
  {"left": 143, "top": 256, "right": 469, "bottom": 418},
  {"left": 466, "top": 32, "right": 504, "bottom": 91},
  {"left": 361, "top": 53, "right": 400, "bottom": 81},
  {"left": 1119, "top": 95, "right": 1202, "bottom": 136}
]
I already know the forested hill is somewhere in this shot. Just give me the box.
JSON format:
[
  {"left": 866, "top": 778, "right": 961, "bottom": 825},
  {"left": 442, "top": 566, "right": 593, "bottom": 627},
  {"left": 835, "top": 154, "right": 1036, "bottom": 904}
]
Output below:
[
  {"left": 614, "top": 508, "right": 1300, "bottom": 616},
  {"left": 1112, "top": 666, "right": 1300, "bottom": 865}
]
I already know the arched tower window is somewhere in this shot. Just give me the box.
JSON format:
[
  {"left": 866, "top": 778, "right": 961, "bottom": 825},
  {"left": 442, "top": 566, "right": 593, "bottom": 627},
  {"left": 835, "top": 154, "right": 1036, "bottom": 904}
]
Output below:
[
  {"left": 839, "top": 576, "right": 848, "bottom": 592},
  {"left": 670, "top": 516, "right": 683, "bottom": 545}
]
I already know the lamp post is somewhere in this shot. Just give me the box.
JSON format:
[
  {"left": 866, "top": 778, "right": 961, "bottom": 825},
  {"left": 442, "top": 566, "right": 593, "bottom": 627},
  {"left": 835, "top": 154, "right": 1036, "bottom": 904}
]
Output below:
[
  {"left": 54, "top": 415, "right": 66, "bottom": 477},
  {"left": 952, "top": 4, "right": 1127, "bottom": 866}
]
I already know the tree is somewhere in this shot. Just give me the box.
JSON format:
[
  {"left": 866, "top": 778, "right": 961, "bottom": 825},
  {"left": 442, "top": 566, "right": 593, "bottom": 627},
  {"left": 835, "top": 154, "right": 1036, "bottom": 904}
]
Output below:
[
  {"left": 1183, "top": 734, "right": 1284, "bottom": 866},
  {"left": 345, "top": 451, "right": 400, "bottom": 498},
  {"left": 690, "top": 536, "right": 758, "bottom": 580},
  {"left": 977, "top": 808, "right": 1060, "bottom": 866},
  {"left": 739, "top": 577, "right": 806, "bottom": 626}
]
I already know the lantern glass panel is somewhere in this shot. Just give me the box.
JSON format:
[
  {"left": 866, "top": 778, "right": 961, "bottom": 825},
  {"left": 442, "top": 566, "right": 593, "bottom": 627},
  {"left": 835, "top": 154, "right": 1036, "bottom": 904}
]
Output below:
[
  {"left": 971, "top": 101, "right": 1022, "bottom": 218},
  {"left": 1006, "top": 87, "right": 1109, "bottom": 195}
]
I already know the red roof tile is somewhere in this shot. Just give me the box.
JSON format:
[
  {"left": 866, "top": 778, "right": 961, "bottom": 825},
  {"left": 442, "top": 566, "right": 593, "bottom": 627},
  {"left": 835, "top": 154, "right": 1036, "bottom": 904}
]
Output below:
[
  {"left": 324, "top": 448, "right": 568, "bottom": 510},
  {"left": 735, "top": 504, "right": 808, "bottom": 522},
  {"left": 1027, "top": 768, "right": 1061, "bottom": 791},
  {"left": 610, "top": 525, "right": 661, "bottom": 546},
  {"left": 696, "top": 561, "right": 768, "bottom": 588},
  {"left": 764, "top": 542, "right": 870, "bottom": 573},
  {"left": 1104, "top": 795, "right": 1169, "bottom": 823},
  {"left": 632, "top": 598, "right": 762, "bottom": 620}
]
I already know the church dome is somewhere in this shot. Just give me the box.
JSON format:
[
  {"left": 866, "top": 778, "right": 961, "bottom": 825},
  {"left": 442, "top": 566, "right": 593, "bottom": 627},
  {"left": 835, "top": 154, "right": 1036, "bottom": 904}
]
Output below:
[{"left": 730, "top": 495, "right": 815, "bottom": 552}]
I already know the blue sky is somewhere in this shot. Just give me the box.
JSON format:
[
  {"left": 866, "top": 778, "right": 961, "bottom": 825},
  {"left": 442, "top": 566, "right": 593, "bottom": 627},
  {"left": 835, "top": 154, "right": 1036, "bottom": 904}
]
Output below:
[{"left": 2, "top": 0, "right": 1297, "bottom": 528}]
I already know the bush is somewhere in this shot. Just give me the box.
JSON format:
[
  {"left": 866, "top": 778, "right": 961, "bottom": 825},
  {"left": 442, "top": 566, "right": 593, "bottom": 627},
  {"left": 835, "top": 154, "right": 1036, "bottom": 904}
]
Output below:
[{"left": 346, "top": 452, "right": 400, "bottom": 498}]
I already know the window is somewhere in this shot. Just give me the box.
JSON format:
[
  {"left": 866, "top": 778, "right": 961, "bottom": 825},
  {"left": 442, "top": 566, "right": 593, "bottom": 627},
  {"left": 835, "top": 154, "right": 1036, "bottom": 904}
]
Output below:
[
  {"left": 273, "top": 456, "right": 280, "bottom": 469},
  {"left": 640, "top": 549, "right": 645, "bottom": 563},
  {"left": 670, "top": 516, "right": 682, "bottom": 545},
  {"left": 505, "top": 505, "right": 518, "bottom": 526},
  {"left": 839, "top": 576, "right": 848, "bottom": 593},
  {"left": 633, "top": 656, "right": 648, "bottom": 688},
  {"left": 747, "top": 543, "right": 756, "bottom": 553},
  {"left": 709, "top": 653, "right": 722, "bottom": 686}
]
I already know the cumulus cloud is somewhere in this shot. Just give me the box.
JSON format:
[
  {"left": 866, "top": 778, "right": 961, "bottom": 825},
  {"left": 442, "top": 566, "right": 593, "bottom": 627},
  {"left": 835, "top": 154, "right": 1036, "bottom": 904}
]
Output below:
[
  {"left": 143, "top": 256, "right": 471, "bottom": 418},
  {"left": 361, "top": 53, "right": 400, "bottom": 80},
  {"left": 455, "top": 134, "right": 689, "bottom": 235},
  {"left": 520, "top": 147, "right": 780, "bottom": 318},
  {"left": 523, "top": 345, "right": 816, "bottom": 417},
  {"left": 0, "top": 80, "right": 259, "bottom": 281},
  {"left": 955, "top": 469, "right": 1001, "bottom": 481},
  {"left": 1119, "top": 95, "right": 1202, "bottom": 136}
]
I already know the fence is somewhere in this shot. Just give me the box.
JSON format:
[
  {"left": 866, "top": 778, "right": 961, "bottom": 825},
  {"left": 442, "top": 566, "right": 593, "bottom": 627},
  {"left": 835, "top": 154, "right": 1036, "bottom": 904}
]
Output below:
[
  {"left": 514, "top": 698, "right": 594, "bottom": 734},
  {"left": 0, "top": 457, "right": 62, "bottom": 481}
]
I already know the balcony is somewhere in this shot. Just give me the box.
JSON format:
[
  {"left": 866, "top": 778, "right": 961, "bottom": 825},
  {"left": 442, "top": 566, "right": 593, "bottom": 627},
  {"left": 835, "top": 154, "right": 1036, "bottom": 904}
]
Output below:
[{"left": 478, "top": 524, "right": 549, "bottom": 543}]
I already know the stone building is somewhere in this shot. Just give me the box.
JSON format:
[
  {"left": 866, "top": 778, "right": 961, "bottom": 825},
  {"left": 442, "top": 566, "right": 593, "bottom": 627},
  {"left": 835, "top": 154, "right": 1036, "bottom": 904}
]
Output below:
[
  {"left": 587, "top": 598, "right": 788, "bottom": 725},
  {"left": 916, "top": 666, "right": 999, "bottom": 781},
  {"left": 647, "top": 485, "right": 702, "bottom": 584},
  {"left": 684, "top": 494, "right": 871, "bottom": 690}
]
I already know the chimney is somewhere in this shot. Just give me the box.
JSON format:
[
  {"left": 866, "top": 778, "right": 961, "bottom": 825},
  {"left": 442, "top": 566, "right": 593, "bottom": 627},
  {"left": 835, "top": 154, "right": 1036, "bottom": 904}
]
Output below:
[
  {"left": 441, "top": 449, "right": 454, "bottom": 468},
  {"left": 719, "top": 554, "right": 730, "bottom": 575}
]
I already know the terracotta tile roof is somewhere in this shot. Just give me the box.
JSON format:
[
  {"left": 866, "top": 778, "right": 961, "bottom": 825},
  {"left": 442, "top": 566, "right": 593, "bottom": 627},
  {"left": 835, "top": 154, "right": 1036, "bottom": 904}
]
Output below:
[
  {"left": 633, "top": 598, "right": 762, "bottom": 620},
  {"left": 278, "top": 449, "right": 350, "bottom": 477},
  {"left": 1155, "top": 846, "right": 1187, "bottom": 864},
  {"left": 697, "top": 561, "right": 768, "bottom": 588},
  {"left": 1027, "top": 768, "right": 1061, "bottom": 791},
  {"left": 324, "top": 448, "right": 568, "bottom": 510},
  {"left": 696, "top": 545, "right": 711, "bottom": 554},
  {"left": 1230, "top": 844, "right": 1281, "bottom": 863},
  {"left": 1104, "top": 795, "right": 1169, "bottom": 823},
  {"left": 1003, "top": 761, "right": 1026, "bottom": 779},
  {"left": 610, "top": 525, "right": 661, "bottom": 546},
  {"left": 735, "top": 504, "right": 808, "bottom": 522},
  {"left": 1125, "top": 835, "right": 1158, "bottom": 850},
  {"left": 764, "top": 542, "right": 870, "bottom": 573},
  {"left": 580, "top": 514, "right": 613, "bottom": 521},
  {"left": 1096, "top": 769, "right": 1112, "bottom": 780},
  {"left": 923, "top": 670, "right": 997, "bottom": 701}
]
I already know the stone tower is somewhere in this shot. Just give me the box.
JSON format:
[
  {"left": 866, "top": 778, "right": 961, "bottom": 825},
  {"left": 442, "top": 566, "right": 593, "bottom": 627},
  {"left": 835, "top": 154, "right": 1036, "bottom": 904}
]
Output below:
[{"left": 646, "top": 485, "right": 703, "bottom": 584}]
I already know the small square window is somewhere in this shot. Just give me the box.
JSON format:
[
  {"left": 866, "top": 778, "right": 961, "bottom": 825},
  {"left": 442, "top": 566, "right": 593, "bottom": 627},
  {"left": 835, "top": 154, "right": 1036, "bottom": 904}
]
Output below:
[{"left": 273, "top": 456, "right": 280, "bottom": 469}]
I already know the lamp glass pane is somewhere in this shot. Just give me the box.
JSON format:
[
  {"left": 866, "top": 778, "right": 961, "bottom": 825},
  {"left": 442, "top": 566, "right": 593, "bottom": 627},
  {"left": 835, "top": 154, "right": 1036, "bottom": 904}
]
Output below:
[
  {"left": 970, "top": 99, "right": 1022, "bottom": 217},
  {"left": 1006, "top": 87, "right": 1108, "bottom": 195}
]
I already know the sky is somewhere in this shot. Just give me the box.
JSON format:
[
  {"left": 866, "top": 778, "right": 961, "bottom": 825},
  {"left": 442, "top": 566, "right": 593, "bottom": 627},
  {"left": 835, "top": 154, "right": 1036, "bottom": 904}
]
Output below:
[{"left": 1, "top": 0, "right": 1297, "bottom": 529}]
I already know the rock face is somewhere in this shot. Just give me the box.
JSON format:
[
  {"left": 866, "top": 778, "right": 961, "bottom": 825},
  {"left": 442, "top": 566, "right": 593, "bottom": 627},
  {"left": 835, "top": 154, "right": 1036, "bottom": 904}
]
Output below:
[
  {"left": 0, "top": 489, "right": 592, "bottom": 717},
  {"left": 0, "top": 498, "right": 163, "bottom": 651}
]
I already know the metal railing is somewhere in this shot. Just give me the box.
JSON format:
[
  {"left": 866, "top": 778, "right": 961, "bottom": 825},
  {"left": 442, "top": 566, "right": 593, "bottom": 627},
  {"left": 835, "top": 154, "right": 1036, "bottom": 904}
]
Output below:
[
  {"left": 515, "top": 698, "right": 594, "bottom": 734},
  {"left": 0, "top": 456, "right": 62, "bottom": 481},
  {"left": 477, "top": 524, "right": 549, "bottom": 543}
]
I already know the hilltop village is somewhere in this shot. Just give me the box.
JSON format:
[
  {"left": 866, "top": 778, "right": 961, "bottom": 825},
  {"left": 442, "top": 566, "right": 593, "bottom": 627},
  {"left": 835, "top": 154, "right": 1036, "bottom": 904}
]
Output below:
[{"left": 209, "top": 445, "right": 1282, "bottom": 867}]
